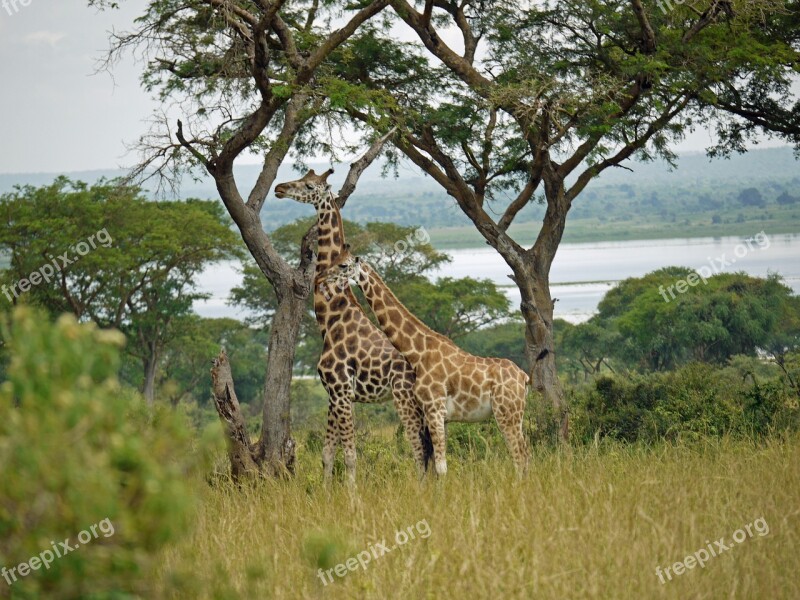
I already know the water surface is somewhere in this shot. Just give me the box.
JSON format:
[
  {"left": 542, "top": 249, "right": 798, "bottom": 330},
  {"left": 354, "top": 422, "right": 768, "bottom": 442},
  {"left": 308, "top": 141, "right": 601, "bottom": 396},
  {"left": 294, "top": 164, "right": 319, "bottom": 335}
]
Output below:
[{"left": 196, "top": 233, "right": 800, "bottom": 323}]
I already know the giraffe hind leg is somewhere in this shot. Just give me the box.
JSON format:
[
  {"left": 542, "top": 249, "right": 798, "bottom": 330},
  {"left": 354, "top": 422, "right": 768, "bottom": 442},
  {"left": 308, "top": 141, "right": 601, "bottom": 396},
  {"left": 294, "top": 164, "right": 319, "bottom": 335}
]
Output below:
[
  {"left": 418, "top": 390, "right": 448, "bottom": 476},
  {"left": 492, "top": 383, "right": 530, "bottom": 474},
  {"left": 420, "top": 419, "right": 434, "bottom": 472},
  {"left": 322, "top": 402, "right": 339, "bottom": 482},
  {"left": 391, "top": 378, "right": 432, "bottom": 475}
]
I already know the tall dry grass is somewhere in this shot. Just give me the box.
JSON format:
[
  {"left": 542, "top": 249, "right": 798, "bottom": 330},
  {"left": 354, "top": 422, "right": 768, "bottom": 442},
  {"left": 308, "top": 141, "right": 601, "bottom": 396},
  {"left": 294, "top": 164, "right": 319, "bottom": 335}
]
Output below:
[{"left": 154, "top": 431, "right": 800, "bottom": 599}]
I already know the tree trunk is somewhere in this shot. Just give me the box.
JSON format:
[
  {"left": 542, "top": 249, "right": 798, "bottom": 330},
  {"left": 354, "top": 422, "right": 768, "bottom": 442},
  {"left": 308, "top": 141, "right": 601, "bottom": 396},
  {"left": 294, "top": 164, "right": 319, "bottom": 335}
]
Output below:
[
  {"left": 517, "top": 266, "right": 569, "bottom": 442},
  {"left": 254, "top": 290, "right": 303, "bottom": 476},
  {"left": 516, "top": 171, "right": 571, "bottom": 442},
  {"left": 207, "top": 268, "right": 303, "bottom": 479},
  {"left": 142, "top": 347, "right": 158, "bottom": 406},
  {"left": 211, "top": 350, "right": 260, "bottom": 481}
]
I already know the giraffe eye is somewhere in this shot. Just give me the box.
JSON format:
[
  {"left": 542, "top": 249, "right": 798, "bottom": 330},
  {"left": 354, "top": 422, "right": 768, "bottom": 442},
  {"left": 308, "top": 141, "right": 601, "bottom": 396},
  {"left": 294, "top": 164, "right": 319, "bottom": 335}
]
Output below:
[{"left": 305, "top": 183, "right": 314, "bottom": 190}]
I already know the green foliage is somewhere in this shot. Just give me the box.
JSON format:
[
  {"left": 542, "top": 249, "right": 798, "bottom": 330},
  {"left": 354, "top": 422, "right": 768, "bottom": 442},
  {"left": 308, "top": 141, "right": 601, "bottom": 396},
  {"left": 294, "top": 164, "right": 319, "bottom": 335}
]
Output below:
[
  {"left": 290, "top": 379, "right": 330, "bottom": 432},
  {"left": 0, "top": 308, "right": 201, "bottom": 598},
  {"left": 579, "top": 268, "right": 798, "bottom": 372},
  {"left": 158, "top": 316, "right": 268, "bottom": 407},
  {"left": 459, "top": 320, "right": 527, "bottom": 369},
  {"left": 0, "top": 178, "right": 243, "bottom": 402},
  {"left": 557, "top": 318, "right": 621, "bottom": 382},
  {"left": 739, "top": 187, "right": 765, "bottom": 207},
  {"left": 395, "top": 276, "right": 511, "bottom": 340},
  {"left": 572, "top": 361, "right": 800, "bottom": 444}
]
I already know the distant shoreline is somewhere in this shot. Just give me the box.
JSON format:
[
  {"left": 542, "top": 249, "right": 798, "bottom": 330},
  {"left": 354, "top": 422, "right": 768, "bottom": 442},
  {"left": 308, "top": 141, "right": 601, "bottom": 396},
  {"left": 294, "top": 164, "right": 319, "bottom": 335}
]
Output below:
[{"left": 429, "top": 223, "right": 800, "bottom": 250}]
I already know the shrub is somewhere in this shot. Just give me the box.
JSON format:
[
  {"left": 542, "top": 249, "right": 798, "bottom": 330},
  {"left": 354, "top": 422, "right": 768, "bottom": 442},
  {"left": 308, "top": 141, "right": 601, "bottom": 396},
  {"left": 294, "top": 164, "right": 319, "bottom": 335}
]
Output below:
[
  {"left": 0, "top": 309, "right": 200, "bottom": 598},
  {"left": 572, "top": 362, "right": 799, "bottom": 443}
]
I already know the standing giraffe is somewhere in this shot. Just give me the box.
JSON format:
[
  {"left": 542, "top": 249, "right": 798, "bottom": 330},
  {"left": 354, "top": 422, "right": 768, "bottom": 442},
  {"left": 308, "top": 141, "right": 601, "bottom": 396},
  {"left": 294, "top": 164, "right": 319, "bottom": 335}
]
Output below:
[
  {"left": 324, "top": 249, "right": 531, "bottom": 475},
  {"left": 274, "top": 169, "right": 431, "bottom": 483}
]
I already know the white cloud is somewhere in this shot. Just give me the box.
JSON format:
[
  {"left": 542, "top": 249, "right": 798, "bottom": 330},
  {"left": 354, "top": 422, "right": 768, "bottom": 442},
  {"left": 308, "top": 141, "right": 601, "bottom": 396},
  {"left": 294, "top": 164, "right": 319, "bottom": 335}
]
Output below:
[{"left": 23, "top": 30, "right": 66, "bottom": 48}]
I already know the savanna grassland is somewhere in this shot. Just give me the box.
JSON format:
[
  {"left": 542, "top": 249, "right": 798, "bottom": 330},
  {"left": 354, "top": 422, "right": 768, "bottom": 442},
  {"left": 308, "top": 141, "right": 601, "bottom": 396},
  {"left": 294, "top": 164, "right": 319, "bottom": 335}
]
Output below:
[{"left": 153, "top": 429, "right": 800, "bottom": 600}]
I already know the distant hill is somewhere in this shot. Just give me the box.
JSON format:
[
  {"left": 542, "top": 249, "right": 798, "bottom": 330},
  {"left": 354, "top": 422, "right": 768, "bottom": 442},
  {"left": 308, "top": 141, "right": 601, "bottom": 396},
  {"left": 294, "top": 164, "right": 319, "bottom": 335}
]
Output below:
[{"left": 1, "top": 146, "right": 798, "bottom": 233}]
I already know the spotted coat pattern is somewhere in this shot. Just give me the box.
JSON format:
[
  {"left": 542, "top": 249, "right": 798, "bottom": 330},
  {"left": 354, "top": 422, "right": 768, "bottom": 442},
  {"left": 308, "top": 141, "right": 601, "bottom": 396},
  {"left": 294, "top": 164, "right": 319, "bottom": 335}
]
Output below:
[
  {"left": 325, "top": 251, "right": 531, "bottom": 475},
  {"left": 274, "top": 170, "right": 431, "bottom": 483}
]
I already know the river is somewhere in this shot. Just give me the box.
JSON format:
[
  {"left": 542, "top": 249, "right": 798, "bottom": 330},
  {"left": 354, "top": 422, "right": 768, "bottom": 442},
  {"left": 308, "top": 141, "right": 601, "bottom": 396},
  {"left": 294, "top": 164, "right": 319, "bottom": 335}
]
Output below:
[{"left": 195, "top": 233, "right": 800, "bottom": 323}]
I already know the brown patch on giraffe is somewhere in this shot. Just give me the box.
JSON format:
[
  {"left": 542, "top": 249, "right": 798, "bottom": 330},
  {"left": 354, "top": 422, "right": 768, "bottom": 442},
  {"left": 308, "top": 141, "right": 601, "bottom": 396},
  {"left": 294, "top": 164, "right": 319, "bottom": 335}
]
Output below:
[{"left": 402, "top": 321, "right": 416, "bottom": 336}]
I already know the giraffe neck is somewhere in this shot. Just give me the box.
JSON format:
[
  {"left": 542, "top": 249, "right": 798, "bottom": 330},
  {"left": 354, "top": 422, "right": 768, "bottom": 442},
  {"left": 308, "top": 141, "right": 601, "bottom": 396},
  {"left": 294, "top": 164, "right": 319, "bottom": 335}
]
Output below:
[
  {"left": 315, "top": 193, "right": 345, "bottom": 274},
  {"left": 358, "top": 264, "right": 455, "bottom": 358},
  {"left": 313, "top": 193, "right": 355, "bottom": 332},
  {"left": 313, "top": 273, "right": 359, "bottom": 332}
]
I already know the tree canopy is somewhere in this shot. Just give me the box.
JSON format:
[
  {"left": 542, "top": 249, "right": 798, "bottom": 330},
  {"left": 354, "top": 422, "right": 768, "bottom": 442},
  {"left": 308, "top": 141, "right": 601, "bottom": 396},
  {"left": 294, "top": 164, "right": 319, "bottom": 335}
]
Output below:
[
  {"left": 578, "top": 268, "right": 798, "bottom": 371},
  {"left": 0, "top": 178, "right": 242, "bottom": 402}
]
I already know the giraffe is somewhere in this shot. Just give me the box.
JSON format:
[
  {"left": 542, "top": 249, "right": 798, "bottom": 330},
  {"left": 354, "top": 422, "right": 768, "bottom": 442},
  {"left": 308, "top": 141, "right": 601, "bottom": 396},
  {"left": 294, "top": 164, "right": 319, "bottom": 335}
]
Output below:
[
  {"left": 274, "top": 169, "right": 432, "bottom": 483},
  {"left": 323, "top": 249, "right": 531, "bottom": 475}
]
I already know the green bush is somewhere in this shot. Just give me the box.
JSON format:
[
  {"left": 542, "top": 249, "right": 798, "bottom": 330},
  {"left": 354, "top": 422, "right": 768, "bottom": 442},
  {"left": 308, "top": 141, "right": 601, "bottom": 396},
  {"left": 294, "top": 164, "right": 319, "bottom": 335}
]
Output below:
[
  {"left": 572, "top": 362, "right": 800, "bottom": 443},
  {"left": 0, "top": 309, "right": 200, "bottom": 598}
]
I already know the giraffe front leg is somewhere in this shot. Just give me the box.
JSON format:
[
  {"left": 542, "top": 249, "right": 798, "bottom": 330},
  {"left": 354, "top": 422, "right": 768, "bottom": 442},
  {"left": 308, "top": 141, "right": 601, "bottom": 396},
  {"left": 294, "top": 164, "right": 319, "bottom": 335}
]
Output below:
[{"left": 334, "top": 395, "right": 357, "bottom": 487}]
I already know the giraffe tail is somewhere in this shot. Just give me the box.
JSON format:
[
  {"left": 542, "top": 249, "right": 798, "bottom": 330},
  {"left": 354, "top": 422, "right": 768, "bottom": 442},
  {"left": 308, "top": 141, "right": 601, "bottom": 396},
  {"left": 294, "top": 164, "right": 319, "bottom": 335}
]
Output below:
[{"left": 420, "top": 421, "right": 434, "bottom": 472}]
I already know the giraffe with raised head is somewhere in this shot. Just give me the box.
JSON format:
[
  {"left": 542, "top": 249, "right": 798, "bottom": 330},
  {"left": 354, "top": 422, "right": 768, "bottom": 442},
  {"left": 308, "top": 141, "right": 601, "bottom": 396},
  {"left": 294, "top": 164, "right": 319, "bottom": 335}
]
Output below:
[
  {"left": 274, "top": 169, "right": 431, "bottom": 483},
  {"left": 323, "top": 249, "right": 531, "bottom": 475}
]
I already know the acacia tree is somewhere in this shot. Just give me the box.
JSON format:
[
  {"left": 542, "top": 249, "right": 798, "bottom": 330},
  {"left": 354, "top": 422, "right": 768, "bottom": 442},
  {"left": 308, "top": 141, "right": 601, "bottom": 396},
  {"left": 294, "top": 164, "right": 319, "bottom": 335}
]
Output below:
[
  {"left": 0, "top": 179, "right": 240, "bottom": 405},
  {"left": 340, "top": 0, "right": 800, "bottom": 438},
  {"left": 92, "top": 0, "right": 393, "bottom": 476}
]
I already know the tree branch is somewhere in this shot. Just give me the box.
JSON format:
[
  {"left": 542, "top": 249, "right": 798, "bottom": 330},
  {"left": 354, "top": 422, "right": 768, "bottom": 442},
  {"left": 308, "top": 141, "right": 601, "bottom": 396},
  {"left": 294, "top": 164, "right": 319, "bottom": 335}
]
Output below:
[
  {"left": 337, "top": 127, "right": 398, "bottom": 206},
  {"left": 498, "top": 174, "right": 538, "bottom": 231},
  {"left": 390, "top": 0, "right": 494, "bottom": 95},
  {"left": 566, "top": 94, "right": 692, "bottom": 202},
  {"left": 630, "top": 0, "right": 657, "bottom": 53},
  {"left": 247, "top": 92, "right": 312, "bottom": 212},
  {"left": 301, "top": 0, "right": 390, "bottom": 80},
  {"left": 176, "top": 120, "right": 212, "bottom": 170}
]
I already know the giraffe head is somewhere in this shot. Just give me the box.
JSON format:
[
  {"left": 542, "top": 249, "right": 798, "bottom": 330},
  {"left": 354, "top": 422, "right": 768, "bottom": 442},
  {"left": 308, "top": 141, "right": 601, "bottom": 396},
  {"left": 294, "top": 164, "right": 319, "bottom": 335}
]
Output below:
[
  {"left": 323, "top": 247, "right": 364, "bottom": 290},
  {"left": 274, "top": 169, "right": 334, "bottom": 206}
]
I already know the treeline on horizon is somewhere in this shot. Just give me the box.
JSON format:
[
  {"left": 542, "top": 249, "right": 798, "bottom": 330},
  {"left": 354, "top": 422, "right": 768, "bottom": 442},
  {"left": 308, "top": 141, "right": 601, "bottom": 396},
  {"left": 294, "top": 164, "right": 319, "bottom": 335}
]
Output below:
[{"left": 1, "top": 148, "right": 799, "bottom": 234}]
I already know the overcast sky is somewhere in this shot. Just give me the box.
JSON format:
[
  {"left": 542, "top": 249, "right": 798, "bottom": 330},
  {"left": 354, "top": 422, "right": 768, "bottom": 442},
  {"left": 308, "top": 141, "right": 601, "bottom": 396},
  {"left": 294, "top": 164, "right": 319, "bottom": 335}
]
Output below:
[{"left": 0, "top": 1, "right": 790, "bottom": 175}]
